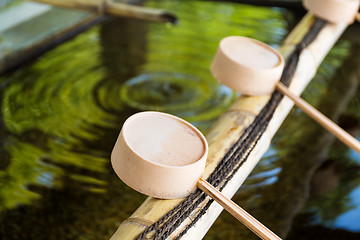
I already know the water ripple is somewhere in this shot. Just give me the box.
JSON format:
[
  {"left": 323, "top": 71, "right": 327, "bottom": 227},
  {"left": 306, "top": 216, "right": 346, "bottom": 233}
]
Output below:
[{"left": 121, "top": 72, "right": 234, "bottom": 123}]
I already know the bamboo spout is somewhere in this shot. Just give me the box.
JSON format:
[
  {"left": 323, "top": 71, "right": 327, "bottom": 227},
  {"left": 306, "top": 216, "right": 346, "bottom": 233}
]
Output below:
[{"left": 27, "top": 0, "right": 178, "bottom": 24}]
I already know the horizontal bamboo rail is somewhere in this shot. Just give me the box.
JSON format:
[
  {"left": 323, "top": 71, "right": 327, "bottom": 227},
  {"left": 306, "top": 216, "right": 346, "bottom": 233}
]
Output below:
[
  {"left": 110, "top": 13, "right": 348, "bottom": 240},
  {"left": 27, "top": 0, "right": 177, "bottom": 23}
]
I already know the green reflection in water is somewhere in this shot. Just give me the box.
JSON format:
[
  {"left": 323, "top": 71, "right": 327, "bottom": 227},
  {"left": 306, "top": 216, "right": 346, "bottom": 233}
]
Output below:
[
  {"left": 0, "top": 0, "right": 288, "bottom": 239},
  {"left": 115, "top": 0, "right": 288, "bottom": 130},
  {"left": 0, "top": 0, "right": 21, "bottom": 11},
  {"left": 0, "top": 28, "right": 109, "bottom": 212}
]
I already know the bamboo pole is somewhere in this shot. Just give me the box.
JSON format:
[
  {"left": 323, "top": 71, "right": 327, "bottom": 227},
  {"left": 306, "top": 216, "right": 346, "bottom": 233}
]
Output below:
[
  {"left": 27, "top": 0, "right": 177, "bottom": 23},
  {"left": 110, "top": 13, "right": 348, "bottom": 240}
]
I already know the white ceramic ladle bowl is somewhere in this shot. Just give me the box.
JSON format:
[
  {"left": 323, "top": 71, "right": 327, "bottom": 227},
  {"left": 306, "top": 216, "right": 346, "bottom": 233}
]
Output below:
[
  {"left": 111, "top": 111, "right": 281, "bottom": 240},
  {"left": 211, "top": 36, "right": 360, "bottom": 154},
  {"left": 303, "top": 0, "right": 360, "bottom": 24}
]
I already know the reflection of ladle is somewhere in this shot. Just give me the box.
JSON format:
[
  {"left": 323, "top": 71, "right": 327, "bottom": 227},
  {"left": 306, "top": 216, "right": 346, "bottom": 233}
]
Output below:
[
  {"left": 111, "top": 111, "right": 281, "bottom": 240},
  {"left": 211, "top": 36, "right": 360, "bottom": 154}
]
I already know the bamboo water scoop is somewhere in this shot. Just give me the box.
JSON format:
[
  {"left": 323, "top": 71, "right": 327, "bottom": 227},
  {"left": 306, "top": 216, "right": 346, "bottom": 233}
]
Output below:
[
  {"left": 111, "top": 111, "right": 281, "bottom": 240},
  {"left": 303, "top": 0, "right": 360, "bottom": 24},
  {"left": 211, "top": 36, "right": 360, "bottom": 154}
]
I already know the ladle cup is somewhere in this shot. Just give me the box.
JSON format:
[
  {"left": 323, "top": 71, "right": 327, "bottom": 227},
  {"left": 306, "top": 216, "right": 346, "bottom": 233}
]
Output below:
[
  {"left": 111, "top": 111, "right": 281, "bottom": 240},
  {"left": 211, "top": 36, "right": 360, "bottom": 154},
  {"left": 303, "top": 0, "right": 360, "bottom": 24}
]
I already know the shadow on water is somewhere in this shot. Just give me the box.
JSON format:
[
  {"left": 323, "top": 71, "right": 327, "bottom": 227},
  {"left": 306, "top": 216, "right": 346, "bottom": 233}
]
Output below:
[{"left": 0, "top": 1, "right": 289, "bottom": 239}]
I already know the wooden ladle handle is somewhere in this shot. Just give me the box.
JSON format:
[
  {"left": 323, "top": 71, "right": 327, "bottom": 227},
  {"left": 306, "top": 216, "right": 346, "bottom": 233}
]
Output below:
[
  {"left": 276, "top": 82, "right": 360, "bottom": 154},
  {"left": 197, "top": 179, "right": 281, "bottom": 240}
]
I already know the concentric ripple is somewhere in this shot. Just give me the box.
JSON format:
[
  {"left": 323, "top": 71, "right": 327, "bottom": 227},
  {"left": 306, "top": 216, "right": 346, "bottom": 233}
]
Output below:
[{"left": 121, "top": 72, "right": 234, "bottom": 122}]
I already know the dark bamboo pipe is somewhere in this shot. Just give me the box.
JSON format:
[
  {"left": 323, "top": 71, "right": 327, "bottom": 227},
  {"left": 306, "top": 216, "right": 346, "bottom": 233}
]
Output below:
[{"left": 28, "top": 0, "right": 178, "bottom": 24}]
